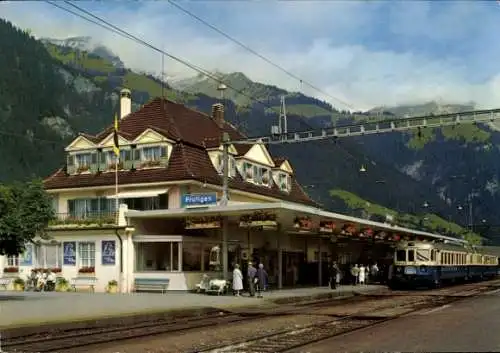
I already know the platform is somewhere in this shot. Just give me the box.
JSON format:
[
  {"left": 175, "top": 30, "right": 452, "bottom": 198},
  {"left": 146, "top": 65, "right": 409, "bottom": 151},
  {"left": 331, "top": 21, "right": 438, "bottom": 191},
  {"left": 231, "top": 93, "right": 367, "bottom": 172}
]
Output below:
[{"left": 0, "top": 285, "right": 383, "bottom": 328}]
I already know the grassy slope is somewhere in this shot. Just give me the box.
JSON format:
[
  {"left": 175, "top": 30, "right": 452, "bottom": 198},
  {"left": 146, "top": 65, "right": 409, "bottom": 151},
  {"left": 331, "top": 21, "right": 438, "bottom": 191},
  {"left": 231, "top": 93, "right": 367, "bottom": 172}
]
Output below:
[
  {"left": 46, "top": 43, "right": 186, "bottom": 103},
  {"left": 45, "top": 41, "right": 497, "bottom": 146},
  {"left": 330, "top": 189, "right": 482, "bottom": 245}
]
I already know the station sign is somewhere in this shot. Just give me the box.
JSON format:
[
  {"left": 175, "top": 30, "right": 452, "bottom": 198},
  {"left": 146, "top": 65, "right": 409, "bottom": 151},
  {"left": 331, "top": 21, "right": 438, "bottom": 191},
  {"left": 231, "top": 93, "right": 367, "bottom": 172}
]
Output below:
[{"left": 182, "top": 193, "right": 218, "bottom": 208}]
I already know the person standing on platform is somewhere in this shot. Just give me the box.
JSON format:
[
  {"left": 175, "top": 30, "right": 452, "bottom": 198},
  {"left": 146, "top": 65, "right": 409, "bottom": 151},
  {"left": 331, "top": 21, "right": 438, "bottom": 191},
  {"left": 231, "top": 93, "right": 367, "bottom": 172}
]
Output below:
[
  {"left": 359, "top": 264, "right": 366, "bottom": 285},
  {"left": 255, "top": 263, "right": 268, "bottom": 298},
  {"left": 232, "top": 264, "right": 243, "bottom": 296},
  {"left": 351, "top": 264, "right": 360, "bottom": 285},
  {"left": 371, "top": 262, "right": 379, "bottom": 284},
  {"left": 329, "top": 261, "right": 340, "bottom": 289},
  {"left": 247, "top": 262, "right": 257, "bottom": 297}
]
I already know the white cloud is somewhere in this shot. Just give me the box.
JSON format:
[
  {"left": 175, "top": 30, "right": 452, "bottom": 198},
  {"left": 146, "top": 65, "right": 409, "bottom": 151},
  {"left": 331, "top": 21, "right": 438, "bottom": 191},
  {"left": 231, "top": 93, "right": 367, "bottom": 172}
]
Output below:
[{"left": 1, "top": 1, "right": 500, "bottom": 111}]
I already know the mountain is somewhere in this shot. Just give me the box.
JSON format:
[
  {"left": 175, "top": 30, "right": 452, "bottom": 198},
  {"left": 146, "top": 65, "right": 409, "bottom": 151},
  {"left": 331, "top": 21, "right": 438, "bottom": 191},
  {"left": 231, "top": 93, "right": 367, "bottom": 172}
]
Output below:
[
  {"left": 40, "top": 36, "right": 125, "bottom": 69},
  {"left": 0, "top": 19, "right": 497, "bottom": 244}
]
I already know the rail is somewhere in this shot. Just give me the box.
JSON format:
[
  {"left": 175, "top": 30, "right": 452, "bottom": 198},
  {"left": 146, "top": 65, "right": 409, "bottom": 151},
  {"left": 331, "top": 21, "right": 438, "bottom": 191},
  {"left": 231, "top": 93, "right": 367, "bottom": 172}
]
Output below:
[{"left": 4, "top": 280, "right": 500, "bottom": 352}]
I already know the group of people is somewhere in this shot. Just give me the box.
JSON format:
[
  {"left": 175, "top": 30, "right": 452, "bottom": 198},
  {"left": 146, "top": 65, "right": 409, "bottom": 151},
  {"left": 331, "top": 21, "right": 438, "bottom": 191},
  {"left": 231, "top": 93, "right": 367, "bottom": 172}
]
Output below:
[
  {"left": 232, "top": 262, "right": 268, "bottom": 297},
  {"left": 27, "top": 269, "right": 57, "bottom": 291},
  {"left": 328, "top": 262, "right": 380, "bottom": 289}
]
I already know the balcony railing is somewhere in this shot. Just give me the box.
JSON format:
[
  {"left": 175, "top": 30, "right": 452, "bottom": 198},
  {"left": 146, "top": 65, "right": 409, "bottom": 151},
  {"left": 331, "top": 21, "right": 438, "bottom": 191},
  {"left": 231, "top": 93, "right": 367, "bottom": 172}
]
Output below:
[
  {"left": 67, "top": 158, "right": 168, "bottom": 175},
  {"left": 49, "top": 211, "right": 117, "bottom": 228}
]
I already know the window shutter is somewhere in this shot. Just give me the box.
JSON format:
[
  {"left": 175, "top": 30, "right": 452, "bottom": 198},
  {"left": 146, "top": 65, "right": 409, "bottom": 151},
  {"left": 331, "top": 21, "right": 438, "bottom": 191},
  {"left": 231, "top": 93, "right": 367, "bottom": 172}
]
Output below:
[
  {"left": 160, "top": 146, "right": 167, "bottom": 157},
  {"left": 67, "top": 155, "right": 74, "bottom": 166},
  {"left": 134, "top": 149, "right": 141, "bottom": 160},
  {"left": 91, "top": 153, "right": 98, "bottom": 164}
]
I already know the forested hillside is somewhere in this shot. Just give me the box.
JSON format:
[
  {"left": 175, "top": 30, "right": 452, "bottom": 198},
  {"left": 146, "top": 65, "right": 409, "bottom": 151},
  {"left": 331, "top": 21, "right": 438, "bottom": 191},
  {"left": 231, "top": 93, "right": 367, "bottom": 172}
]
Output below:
[{"left": 1, "top": 19, "right": 498, "bottom": 244}]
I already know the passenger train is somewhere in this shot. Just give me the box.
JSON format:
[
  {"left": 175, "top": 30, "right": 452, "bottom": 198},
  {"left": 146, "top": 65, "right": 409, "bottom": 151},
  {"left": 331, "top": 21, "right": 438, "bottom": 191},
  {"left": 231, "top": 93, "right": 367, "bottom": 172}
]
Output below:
[{"left": 389, "top": 241, "right": 499, "bottom": 289}]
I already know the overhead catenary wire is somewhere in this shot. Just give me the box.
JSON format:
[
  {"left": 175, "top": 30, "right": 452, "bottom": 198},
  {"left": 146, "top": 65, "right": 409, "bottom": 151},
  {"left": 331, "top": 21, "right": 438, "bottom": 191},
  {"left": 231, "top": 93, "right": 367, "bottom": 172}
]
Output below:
[
  {"left": 40, "top": 1, "right": 361, "bottom": 161},
  {"left": 46, "top": 0, "right": 317, "bottom": 126},
  {"left": 167, "top": 0, "right": 355, "bottom": 110}
]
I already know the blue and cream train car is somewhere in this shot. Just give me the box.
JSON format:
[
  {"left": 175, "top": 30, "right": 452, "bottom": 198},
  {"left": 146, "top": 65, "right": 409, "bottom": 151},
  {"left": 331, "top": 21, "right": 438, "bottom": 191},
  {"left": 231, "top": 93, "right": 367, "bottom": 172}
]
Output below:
[{"left": 389, "top": 241, "right": 499, "bottom": 289}]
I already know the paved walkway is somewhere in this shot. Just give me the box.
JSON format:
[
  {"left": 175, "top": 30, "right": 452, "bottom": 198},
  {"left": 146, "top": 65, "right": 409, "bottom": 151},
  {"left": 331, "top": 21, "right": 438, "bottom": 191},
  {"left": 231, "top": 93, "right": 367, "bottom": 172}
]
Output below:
[{"left": 0, "top": 285, "right": 382, "bottom": 328}]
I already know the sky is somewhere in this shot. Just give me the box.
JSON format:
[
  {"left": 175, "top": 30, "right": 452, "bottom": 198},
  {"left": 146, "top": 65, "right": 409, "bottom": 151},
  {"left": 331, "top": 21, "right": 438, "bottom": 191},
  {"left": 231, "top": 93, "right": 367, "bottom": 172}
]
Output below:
[{"left": 2, "top": 1, "right": 500, "bottom": 110}]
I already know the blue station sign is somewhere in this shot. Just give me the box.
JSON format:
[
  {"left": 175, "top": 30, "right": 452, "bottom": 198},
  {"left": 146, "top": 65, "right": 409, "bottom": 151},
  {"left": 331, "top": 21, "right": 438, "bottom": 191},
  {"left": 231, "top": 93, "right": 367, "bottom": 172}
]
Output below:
[{"left": 182, "top": 193, "right": 218, "bottom": 208}]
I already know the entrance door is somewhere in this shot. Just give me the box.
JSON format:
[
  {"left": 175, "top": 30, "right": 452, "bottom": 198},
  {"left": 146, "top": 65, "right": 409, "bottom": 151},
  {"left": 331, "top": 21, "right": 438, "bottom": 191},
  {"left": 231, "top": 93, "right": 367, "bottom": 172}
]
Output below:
[{"left": 282, "top": 251, "right": 304, "bottom": 287}]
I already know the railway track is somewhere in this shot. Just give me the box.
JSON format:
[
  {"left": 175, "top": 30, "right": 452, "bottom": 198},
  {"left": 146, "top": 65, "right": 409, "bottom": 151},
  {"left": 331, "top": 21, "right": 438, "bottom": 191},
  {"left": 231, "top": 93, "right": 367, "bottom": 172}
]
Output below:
[
  {"left": 4, "top": 280, "right": 499, "bottom": 352},
  {"left": 195, "top": 283, "right": 500, "bottom": 353},
  {"left": 2, "top": 294, "right": 379, "bottom": 352}
]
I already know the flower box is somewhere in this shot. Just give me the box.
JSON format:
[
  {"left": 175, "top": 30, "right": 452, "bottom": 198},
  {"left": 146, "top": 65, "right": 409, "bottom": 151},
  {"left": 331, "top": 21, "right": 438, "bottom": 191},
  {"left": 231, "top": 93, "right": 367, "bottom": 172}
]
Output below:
[
  {"left": 140, "top": 160, "right": 161, "bottom": 168},
  {"left": 77, "top": 165, "right": 90, "bottom": 173},
  {"left": 78, "top": 266, "right": 95, "bottom": 275},
  {"left": 239, "top": 211, "right": 277, "bottom": 228},
  {"left": 294, "top": 217, "right": 313, "bottom": 231},
  {"left": 107, "top": 161, "right": 124, "bottom": 170},
  {"left": 3, "top": 267, "right": 19, "bottom": 274},
  {"left": 185, "top": 216, "right": 222, "bottom": 229},
  {"left": 319, "top": 221, "right": 336, "bottom": 233}
]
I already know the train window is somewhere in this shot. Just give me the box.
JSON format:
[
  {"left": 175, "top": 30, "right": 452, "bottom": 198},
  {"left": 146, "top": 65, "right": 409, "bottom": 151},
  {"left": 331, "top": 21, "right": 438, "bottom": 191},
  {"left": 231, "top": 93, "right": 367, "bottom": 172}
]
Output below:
[
  {"left": 417, "top": 249, "right": 430, "bottom": 262},
  {"left": 408, "top": 250, "right": 415, "bottom": 262},
  {"left": 396, "top": 250, "right": 406, "bottom": 261}
]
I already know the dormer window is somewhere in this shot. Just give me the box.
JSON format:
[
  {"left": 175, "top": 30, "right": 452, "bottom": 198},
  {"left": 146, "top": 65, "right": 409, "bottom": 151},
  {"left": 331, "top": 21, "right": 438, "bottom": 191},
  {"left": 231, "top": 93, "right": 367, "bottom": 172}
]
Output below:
[
  {"left": 243, "top": 162, "right": 253, "bottom": 180},
  {"left": 278, "top": 172, "right": 291, "bottom": 192},
  {"left": 142, "top": 146, "right": 166, "bottom": 161},
  {"left": 262, "top": 169, "right": 271, "bottom": 186},
  {"left": 240, "top": 161, "right": 272, "bottom": 187},
  {"left": 75, "top": 153, "right": 92, "bottom": 168},
  {"left": 214, "top": 154, "right": 236, "bottom": 177},
  {"left": 106, "top": 150, "right": 129, "bottom": 169}
]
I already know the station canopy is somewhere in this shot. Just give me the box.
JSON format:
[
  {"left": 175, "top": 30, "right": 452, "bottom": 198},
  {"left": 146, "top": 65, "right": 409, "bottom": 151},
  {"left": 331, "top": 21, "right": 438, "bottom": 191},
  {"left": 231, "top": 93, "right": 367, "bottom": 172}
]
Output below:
[{"left": 126, "top": 201, "right": 466, "bottom": 244}]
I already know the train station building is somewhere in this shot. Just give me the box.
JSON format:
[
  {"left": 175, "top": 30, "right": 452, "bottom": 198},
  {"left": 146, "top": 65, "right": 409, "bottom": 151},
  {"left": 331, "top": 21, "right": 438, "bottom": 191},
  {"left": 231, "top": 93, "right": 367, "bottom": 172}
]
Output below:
[{"left": 0, "top": 90, "right": 464, "bottom": 292}]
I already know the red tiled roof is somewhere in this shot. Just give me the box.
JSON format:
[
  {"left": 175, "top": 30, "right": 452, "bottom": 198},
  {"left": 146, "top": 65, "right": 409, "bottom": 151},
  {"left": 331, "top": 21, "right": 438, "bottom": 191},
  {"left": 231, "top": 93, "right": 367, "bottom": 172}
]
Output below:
[
  {"left": 44, "top": 143, "right": 316, "bottom": 206},
  {"left": 94, "top": 98, "right": 246, "bottom": 147},
  {"left": 44, "top": 98, "right": 316, "bottom": 206},
  {"left": 273, "top": 157, "right": 287, "bottom": 166}
]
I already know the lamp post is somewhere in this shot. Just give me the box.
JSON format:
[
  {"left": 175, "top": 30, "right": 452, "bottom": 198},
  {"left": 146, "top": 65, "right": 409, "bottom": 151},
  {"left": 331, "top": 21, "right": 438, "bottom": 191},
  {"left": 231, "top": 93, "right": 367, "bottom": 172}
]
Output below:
[{"left": 457, "top": 193, "right": 475, "bottom": 232}]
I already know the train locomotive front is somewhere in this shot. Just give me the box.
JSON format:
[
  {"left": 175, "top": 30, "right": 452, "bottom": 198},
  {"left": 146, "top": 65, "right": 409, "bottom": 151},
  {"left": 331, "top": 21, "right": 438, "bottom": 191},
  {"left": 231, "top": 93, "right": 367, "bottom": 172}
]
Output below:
[
  {"left": 389, "top": 241, "right": 498, "bottom": 289},
  {"left": 390, "top": 241, "right": 440, "bottom": 289}
]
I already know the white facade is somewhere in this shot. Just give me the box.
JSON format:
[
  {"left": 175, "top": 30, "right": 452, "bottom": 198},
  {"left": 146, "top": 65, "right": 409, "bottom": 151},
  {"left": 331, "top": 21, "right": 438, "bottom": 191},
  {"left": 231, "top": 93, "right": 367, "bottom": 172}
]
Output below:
[{"left": 0, "top": 205, "right": 133, "bottom": 293}]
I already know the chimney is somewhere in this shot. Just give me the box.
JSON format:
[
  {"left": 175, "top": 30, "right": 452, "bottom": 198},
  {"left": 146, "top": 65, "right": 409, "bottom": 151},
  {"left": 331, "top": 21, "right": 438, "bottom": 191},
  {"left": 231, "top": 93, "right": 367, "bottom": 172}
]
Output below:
[
  {"left": 120, "top": 88, "right": 132, "bottom": 119},
  {"left": 211, "top": 103, "right": 224, "bottom": 127}
]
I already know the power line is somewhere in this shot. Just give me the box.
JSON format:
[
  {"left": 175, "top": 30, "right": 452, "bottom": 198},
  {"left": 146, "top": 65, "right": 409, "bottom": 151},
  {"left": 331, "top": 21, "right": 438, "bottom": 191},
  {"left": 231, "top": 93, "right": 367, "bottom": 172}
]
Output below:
[
  {"left": 46, "top": 1, "right": 315, "bottom": 126},
  {"left": 167, "top": 0, "right": 355, "bottom": 110}
]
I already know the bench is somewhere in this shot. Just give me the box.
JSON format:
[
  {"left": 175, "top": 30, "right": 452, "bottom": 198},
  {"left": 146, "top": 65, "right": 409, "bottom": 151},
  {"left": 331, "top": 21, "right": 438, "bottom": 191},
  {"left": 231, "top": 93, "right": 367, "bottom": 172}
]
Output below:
[
  {"left": 133, "top": 278, "right": 170, "bottom": 293},
  {"left": 0, "top": 277, "right": 13, "bottom": 290},
  {"left": 70, "top": 277, "right": 98, "bottom": 292}
]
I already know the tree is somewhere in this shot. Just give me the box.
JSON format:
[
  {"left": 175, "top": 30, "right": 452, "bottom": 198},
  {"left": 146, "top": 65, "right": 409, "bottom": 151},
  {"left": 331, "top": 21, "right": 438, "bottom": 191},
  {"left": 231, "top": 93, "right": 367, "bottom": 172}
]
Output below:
[{"left": 0, "top": 179, "right": 54, "bottom": 255}]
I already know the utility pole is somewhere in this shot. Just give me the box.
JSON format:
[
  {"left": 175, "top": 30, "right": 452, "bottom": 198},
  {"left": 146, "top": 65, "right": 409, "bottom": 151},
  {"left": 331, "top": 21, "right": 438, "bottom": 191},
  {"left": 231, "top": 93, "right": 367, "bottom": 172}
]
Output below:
[
  {"left": 468, "top": 194, "right": 474, "bottom": 233},
  {"left": 217, "top": 83, "right": 229, "bottom": 281},
  {"left": 272, "top": 95, "right": 289, "bottom": 137}
]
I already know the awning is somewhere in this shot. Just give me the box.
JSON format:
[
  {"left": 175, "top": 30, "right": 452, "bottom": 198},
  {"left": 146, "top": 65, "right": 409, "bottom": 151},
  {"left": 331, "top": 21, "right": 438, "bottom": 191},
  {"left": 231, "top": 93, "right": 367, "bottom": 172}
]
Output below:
[{"left": 107, "top": 188, "right": 168, "bottom": 199}]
